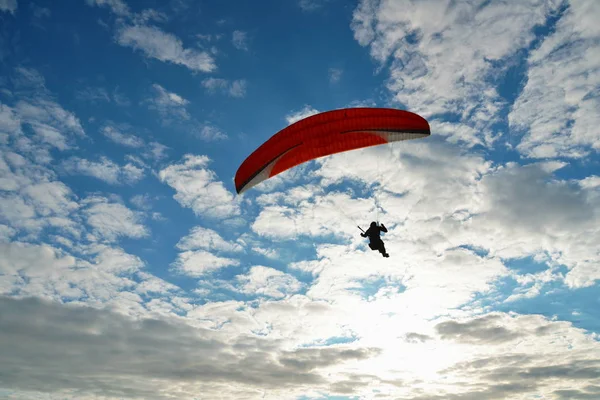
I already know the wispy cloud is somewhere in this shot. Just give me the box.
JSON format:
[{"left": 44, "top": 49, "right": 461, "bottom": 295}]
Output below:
[
  {"left": 232, "top": 30, "right": 248, "bottom": 51},
  {"left": 2, "top": 3, "right": 599, "bottom": 400},
  {"left": 145, "top": 84, "right": 227, "bottom": 140},
  {"left": 75, "top": 86, "right": 111, "bottom": 103},
  {"left": 99, "top": 123, "right": 168, "bottom": 162},
  {"left": 202, "top": 78, "right": 247, "bottom": 98},
  {"left": 130, "top": 194, "right": 153, "bottom": 211},
  {"left": 235, "top": 266, "right": 303, "bottom": 299},
  {"left": 298, "top": 0, "right": 327, "bottom": 12},
  {"left": 16, "top": 98, "right": 85, "bottom": 148},
  {"left": 0, "top": 296, "right": 384, "bottom": 398},
  {"left": 85, "top": 0, "right": 130, "bottom": 17},
  {"left": 177, "top": 226, "right": 243, "bottom": 253},
  {"left": 285, "top": 105, "right": 320, "bottom": 125},
  {"left": 83, "top": 196, "right": 149, "bottom": 242},
  {"left": 145, "top": 83, "right": 190, "bottom": 121},
  {"left": 75, "top": 85, "right": 132, "bottom": 106},
  {"left": 195, "top": 123, "right": 228, "bottom": 141},
  {"left": 5, "top": 68, "right": 85, "bottom": 156},
  {"left": 329, "top": 67, "right": 342, "bottom": 84},
  {"left": 351, "top": 0, "right": 563, "bottom": 148},
  {"left": 172, "top": 250, "right": 240, "bottom": 276},
  {"left": 112, "top": 86, "right": 131, "bottom": 106},
  {"left": 509, "top": 1, "right": 600, "bottom": 159},
  {"left": 133, "top": 8, "right": 168, "bottom": 24},
  {"left": 30, "top": 4, "right": 51, "bottom": 27},
  {"left": 0, "top": 0, "right": 17, "bottom": 14},
  {"left": 146, "top": 141, "right": 169, "bottom": 161},
  {"left": 62, "top": 156, "right": 144, "bottom": 185},
  {"left": 101, "top": 124, "right": 144, "bottom": 148},
  {"left": 117, "top": 25, "right": 216, "bottom": 73},
  {"left": 158, "top": 155, "right": 240, "bottom": 219}
]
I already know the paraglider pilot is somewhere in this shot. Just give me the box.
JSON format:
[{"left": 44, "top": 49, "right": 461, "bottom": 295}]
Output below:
[{"left": 361, "top": 222, "right": 389, "bottom": 258}]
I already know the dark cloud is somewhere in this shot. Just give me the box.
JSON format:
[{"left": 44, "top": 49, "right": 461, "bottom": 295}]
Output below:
[
  {"left": 554, "top": 389, "right": 600, "bottom": 400},
  {"left": 441, "top": 354, "right": 536, "bottom": 373},
  {"left": 486, "top": 360, "right": 600, "bottom": 382},
  {"left": 478, "top": 162, "right": 596, "bottom": 234},
  {"left": 435, "top": 314, "right": 523, "bottom": 344},
  {"left": 328, "top": 372, "right": 379, "bottom": 395},
  {"left": 405, "top": 332, "right": 432, "bottom": 343},
  {"left": 437, "top": 354, "right": 600, "bottom": 400},
  {"left": 279, "top": 347, "right": 380, "bottom": 371},
  {"left": 404, "top": 382, "right": 538, "bottom": 400},
  {"left": 0, "top": 296, "right": 381, "bottom": 398},
  {"left": 555, "top": 385, "right": 600, "bottom": 399}
]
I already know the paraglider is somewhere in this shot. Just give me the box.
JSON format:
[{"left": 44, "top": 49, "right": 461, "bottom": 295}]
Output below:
[
  {"left": 360, "top": 222, "right": 389, "bottom": 257},
  {"left": 234, "top": 107, "right": 430, "bottom": 194},
  {"left": 234, "top": 107, "right": 430, "bottom": 257}
]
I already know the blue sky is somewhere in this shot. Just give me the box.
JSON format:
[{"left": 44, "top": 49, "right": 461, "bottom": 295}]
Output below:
[{"left": 1, "top": 0, "right": 599, "bottom": 399}]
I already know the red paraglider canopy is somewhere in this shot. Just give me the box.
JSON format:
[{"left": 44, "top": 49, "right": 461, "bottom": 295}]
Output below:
[{"left": 235, "top": 107, "right": 430, "bottom": 194}]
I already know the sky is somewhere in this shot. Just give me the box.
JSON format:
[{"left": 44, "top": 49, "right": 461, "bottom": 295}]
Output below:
[{"left": 0, "top": 0, "right": 599, "bottom": 399}]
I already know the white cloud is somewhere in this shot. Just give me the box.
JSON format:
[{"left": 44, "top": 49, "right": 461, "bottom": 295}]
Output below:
[
  {"left": 232, "top": 30, "right": 248, "bottom": 51},
  {"left": 29, "top": 123, "right": 70, "bottom": 150},
  {"left": 186, "top": 293, "right": 599, "bottom": 400},
  {"left": 16, "top": 99, "right": 85, "bottom": 137},
  {"left": 117, "top": 25, "right": 216, "bottom": 72},
  {"left": 158, "top": 155, "right": 240, "bottom": 219},
  {"left": 177, "top": 226, "right": 244, "bottom": 253},
  {"left": 0, "top": 153, "right": 80, "bottom": 236},
  {"left": 101, "top": 125, "right": 144, "bottom": 148},
  {"left": 0, "top": 103, "right": 22, "bottom": 136},
  {"left": 0, "top": 224, "right": 16, "bottom": 242},
  {"left": 235, "top": 266, "right": 303, "bottom": 299},
  {"left": 21, "top": 181, "right": 79, "bottom": 218},
  {"left": 62, "top": 156, "right": 144, "bottom": 185},
  {"left": 285, "top": 105, "right": 320, "bottom": 125},
  {"left": 172, "top": 250, "right": 240, "bottom": 277},
  {"left": 83, "top": 197, "right": 149, "bottom": 242},
  {"left": 579, "top": 175, "right": 600, "bottom": 190},
  {"left": 0, "top": 0, "right": 17, "bottom": 14},
  {"left": 202, "top": 78, "right": 247, "bottom": 98},
  {"left": 122, "top": 162, "right": 144, "bottom": 183},
  {"left": 1, "top": 3, "right": 599, "bottom": 399},
  {"left": 251, "top": 200, "right": 346, "bottom": 240},
  {"left": 445, "top": 161, "right": 600, "bottom": 289},
  {"left": 0, "top": 241, "right": 158, "bottom": 307},
  {"left": 252, "top": 246, "right": 279, "bottom": 259},
  {"left": 135, "top": 271, "right": 179, "bottom": 295},
  {"left": 83, "top": 244, "right": 144, "bottom": 274},
  {"left": 351, "top": 0, "right": 563, "bottom": 147},
  {"left": 0, "top": 241, "right": 76, "bottom": 281},
  {"left": 252, "top": 135, "right": 600, "bottom": 296},
  {"left": 509, "top": 0, "right": 600, "bottom": 159},
  {"left": 151, "top": 212, "right": 165, "bottom": 221},
  {"left": 13, "top": 99, "right": 85, "bottom": 152}
]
